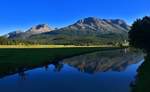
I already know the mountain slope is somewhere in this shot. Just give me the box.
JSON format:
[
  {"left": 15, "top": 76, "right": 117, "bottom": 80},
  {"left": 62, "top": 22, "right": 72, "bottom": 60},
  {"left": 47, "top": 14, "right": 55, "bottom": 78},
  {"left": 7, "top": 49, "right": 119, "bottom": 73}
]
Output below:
[
  {"left": 8, "top": 17, "right": 130, "bottom": 45},
  {"left": 28, "top": 17, "right": 129, "bottom": 45},
  {"left": 65, "top": 17, "right": 129, "bottom": 33},
  {"left": 8, "top": 24, "right": 52, "bottom": 39}
]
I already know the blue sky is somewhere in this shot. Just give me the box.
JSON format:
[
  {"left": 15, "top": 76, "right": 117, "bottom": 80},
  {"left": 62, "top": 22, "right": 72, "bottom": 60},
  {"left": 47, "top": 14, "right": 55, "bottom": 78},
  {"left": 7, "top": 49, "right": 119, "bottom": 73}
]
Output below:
[{"left": 0, "top": 0, "right": 149, "bottom": 35}]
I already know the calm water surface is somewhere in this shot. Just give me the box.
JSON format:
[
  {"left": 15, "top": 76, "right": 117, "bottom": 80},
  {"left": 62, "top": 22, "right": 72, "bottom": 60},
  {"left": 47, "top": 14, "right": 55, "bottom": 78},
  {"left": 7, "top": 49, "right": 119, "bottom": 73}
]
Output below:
[{"left": 0, "top": 49, "right": 144, "bottom": 92}]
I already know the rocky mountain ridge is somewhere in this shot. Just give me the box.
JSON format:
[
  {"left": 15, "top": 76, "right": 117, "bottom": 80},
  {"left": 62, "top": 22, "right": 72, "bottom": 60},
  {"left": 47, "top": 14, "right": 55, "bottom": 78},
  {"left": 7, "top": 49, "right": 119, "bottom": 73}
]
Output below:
[
  {"left": 6, "top": 17, "right": 130, "bottom": 45},
  {"left": 7, "top": 24, "right": 52, "bottom": 39}
]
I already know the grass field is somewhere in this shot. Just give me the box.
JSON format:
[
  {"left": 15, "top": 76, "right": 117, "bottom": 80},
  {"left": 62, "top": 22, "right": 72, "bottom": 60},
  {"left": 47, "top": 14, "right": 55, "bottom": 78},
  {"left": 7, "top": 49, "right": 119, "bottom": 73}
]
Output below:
[
  {"left": 0, "top": 47, "right": 122, "bottom": 78},
  {"left": 0, "top": 45, "right": 115, "bottom": 48}
]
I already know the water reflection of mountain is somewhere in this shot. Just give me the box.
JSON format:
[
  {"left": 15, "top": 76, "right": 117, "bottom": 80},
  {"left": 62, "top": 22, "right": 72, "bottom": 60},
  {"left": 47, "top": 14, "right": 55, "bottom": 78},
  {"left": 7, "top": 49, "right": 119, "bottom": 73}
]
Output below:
[
  {"left": 62, "top": 48, "right": 144, "bottom": 74},
  {"left": 0, "top": 48, "right": 143, "bottom": 79}
]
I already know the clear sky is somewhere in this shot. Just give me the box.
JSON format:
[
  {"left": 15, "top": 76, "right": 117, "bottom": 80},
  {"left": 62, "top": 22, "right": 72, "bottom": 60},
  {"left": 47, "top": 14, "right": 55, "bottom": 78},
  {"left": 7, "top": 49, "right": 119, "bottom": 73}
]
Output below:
[{"left": 0, "top": 0, "right": 149, "bottom": 35}]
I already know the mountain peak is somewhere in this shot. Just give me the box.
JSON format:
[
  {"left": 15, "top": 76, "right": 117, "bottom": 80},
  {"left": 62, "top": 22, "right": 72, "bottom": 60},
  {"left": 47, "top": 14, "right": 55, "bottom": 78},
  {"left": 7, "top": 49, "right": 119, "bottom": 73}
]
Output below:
[
  {"left": 76, "top": 17, "right": 102, "bottom": 26},
  {"left": 7, "top": 24, "right": 53, "bottom": 39},
  {"left": 77, "top": 17, "right": 100, "bottom": 23},
  {"left": 69, "top": 17, "right": 130, "bottom": 33},
  {"left": 27, "top": 24, "right": 52, "bottom": 34}
]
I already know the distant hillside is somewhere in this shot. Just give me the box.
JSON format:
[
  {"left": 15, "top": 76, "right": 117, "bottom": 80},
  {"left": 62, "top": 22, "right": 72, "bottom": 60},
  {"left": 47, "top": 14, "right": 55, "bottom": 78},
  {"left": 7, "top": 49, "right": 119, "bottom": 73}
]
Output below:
[
  {"left": 7, "top": 17, "right": 130, "bottom": 45},
  {"left": 7, "top": 24, "right": 52, "bottom": 39}
]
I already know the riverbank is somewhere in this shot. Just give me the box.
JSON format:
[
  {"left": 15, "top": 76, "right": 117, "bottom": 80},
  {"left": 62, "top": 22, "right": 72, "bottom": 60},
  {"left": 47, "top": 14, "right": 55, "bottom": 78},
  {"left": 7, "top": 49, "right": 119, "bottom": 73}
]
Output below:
[
  {"left": 0, "top": 45, "right": 119, "bottom": 48},
  {"left": 0, "top": 47, "right": 122, "bottom": 78}
]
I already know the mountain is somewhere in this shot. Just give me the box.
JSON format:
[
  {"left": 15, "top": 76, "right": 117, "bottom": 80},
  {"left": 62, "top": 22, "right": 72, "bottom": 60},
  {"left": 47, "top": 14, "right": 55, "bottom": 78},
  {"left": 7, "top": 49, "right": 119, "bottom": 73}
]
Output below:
[
  {"left": 63, "top": 17, "right": 130, "bottom": 34},
  {"left": 8, "top": 17, "right": 130, "bottom": 45},
  {"left": 5, "top": 30, "right": 23, "bottom": 38},
  {"left": 26, "top": 24, "right": 52, "bottom": 34},
  {"left": 8, "top": 24, "right": 52, "bottom": 39}
]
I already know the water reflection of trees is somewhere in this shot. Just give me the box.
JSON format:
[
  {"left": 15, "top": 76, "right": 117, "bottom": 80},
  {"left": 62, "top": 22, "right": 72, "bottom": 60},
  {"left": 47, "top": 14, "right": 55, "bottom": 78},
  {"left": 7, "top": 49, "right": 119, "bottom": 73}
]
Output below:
[
  {"left": 128, "top": 16, "right": 150, "bottom": 92},
  {"left": 53, "top": 62, "right": 63, "bottom": 72},
  {"left": 131, "top": 53, "right": 150, "bottom": 92},
  {"left": 18, "top": 68, "right": 27, "bottom": 80},
  {"left": 44, "top": 62, "right": 64, "bottom": 72}
]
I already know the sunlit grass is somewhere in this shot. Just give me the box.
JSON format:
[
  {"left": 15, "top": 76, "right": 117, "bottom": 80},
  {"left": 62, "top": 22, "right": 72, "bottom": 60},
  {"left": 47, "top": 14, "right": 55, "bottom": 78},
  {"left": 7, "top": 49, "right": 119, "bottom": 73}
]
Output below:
[{"left": 0, "top": 45, "right": 116, "bottom": 48}]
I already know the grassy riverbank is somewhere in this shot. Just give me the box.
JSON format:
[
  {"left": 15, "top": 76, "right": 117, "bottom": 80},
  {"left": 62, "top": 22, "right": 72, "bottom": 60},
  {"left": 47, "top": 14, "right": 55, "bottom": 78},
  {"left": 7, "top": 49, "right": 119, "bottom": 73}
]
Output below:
[
  {"left": 0, "top": 47, "right": 121, "bottom": 78},
  {"left": 0, "top": 45, "right": 116, "bottom": 48}
]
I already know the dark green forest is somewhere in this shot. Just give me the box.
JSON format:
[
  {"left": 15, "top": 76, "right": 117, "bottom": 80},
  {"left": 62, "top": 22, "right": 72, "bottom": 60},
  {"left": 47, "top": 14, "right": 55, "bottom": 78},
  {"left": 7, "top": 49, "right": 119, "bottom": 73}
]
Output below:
[
  {"left": 0, "top": 33, "right": 127, "bottom": 46},
  {"left": 129, "top": 16, "right": 150, "bottom": 92},
  {"left": 0, "top": 36, "right": 36, "bottom": 45}
]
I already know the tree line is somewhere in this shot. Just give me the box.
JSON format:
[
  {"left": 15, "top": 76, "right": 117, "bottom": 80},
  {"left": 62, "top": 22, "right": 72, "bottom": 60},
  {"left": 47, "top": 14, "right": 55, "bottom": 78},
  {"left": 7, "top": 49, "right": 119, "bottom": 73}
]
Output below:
[
  {"left": 0, "top": 36, "right": 36, "bottom": 45},
  {"left": 129, "top": 16, "right": 150, "bottom": 92},
  {"left": 129, "top": 16, "right": 150, "bottom": 51}
]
